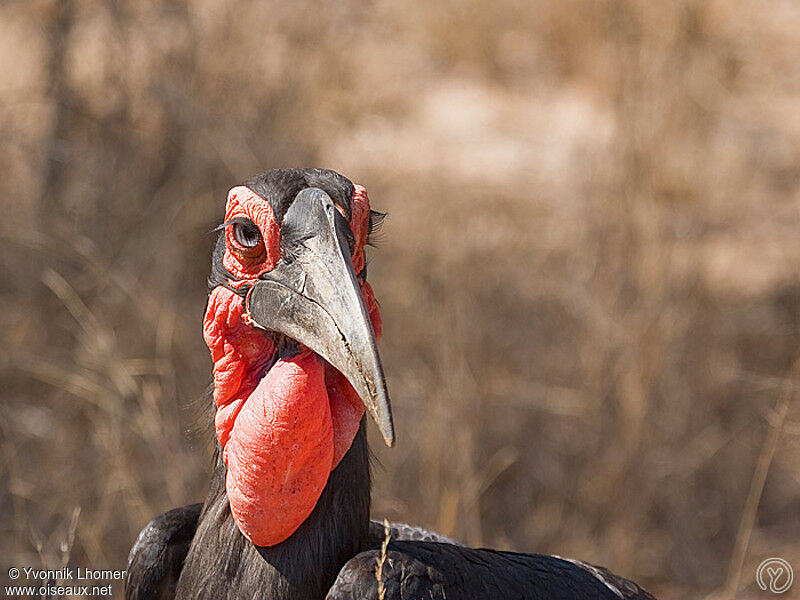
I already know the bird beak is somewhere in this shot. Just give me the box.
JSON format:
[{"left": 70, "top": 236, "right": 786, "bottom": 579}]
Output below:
[{"left": 246, "top": 187, "right": 395, "bottom": 447}]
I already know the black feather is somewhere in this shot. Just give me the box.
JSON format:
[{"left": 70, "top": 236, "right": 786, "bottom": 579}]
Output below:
[
  {"left": 328, "top": 541, "right": 656, "bottom": 600},
  {"left": 125, "top": 504, "right": 202, "bottom": 600},
  {"left": 245, "top": 168, "right": 355, "bottom": 224}
]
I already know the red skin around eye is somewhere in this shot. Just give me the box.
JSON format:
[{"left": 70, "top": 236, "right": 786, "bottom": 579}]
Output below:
[
  {"left": 204, "top": 183, "right": 381, "bottom": 547},
  {"left": 223, "top": 186, "right": 282, "bottom": 280},
  {"left": 350, "top": 184, "right": 370, "bottom": 275}
]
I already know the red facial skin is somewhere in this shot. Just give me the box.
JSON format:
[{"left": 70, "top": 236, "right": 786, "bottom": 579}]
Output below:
[{"left": 202, "top": 184, "right": 381, "bottom": 547}]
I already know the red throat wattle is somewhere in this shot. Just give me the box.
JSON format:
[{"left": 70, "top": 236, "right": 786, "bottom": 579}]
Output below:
[{"left": 202, "top": 184, "right": 381, "bottom": 547}]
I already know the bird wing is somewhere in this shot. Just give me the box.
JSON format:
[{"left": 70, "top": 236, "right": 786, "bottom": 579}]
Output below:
[
  {"left": 327, "top": 540, "right": 656, "bottom": 600},
  {"left": 368, "top": 520, "right": 463, "bottom": 546},
  {"left": 125, "top": 503, "right": 203, "bottom": 600}
]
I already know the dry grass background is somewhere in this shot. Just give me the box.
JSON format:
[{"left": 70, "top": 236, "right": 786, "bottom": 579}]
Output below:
[{"left": 1, "top": 1, "right": 799, "bottom": 598}]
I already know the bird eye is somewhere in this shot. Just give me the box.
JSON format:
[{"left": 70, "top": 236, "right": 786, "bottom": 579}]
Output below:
[{"left": 233, "top": 221, "right": 261, "bottom": 248}]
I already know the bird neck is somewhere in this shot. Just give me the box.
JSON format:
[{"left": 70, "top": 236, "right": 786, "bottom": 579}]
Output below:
[
  {"left": 256, "top": 420, "right": 371, "bottom": 597},
  {"left": 190, "top": 419, "right": 371, "bottom": 600}
]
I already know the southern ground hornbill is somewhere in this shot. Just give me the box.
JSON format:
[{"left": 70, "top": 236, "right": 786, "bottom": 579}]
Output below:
[{"left": 126, "top": 168, "right": 655, "bottom": 600}]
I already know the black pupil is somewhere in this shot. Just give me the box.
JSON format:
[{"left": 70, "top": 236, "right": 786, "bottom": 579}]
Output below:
[{"left": 233, "top": 221, "right": 261, "bottom": 247}]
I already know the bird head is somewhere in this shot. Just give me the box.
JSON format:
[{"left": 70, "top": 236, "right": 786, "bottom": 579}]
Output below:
[{"left": 202, "top": 169, "right": 392, "bottom": 546}]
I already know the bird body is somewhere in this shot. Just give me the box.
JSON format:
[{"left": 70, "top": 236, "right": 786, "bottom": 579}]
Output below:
[{"left": 126, "top": 168, "right": 655, "bottom": 600}]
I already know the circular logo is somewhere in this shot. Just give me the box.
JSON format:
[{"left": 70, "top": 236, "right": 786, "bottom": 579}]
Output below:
[{"left": 757, "top": 558, "right": 794, "bottom": 594}]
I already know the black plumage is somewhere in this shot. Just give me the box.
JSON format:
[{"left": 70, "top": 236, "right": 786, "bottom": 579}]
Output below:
[
  {"left": 127, "top": 423, "right": 654, "bottom": 599},
  {"left": 126, "top": 169, "right": 657, "bottom": 600},
  {"left": 245, "top": 168, "right": 355, "bottom": 224},
  {"left": 126, "top": 504, "right": 202, "bottom": 600},
  {"left": 331, "top": 540, "right": 652, "bottom": 600}
]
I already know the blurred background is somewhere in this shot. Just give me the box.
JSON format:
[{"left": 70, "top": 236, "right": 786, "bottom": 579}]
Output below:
[{"left": 1, "top": 1, "right": 799, "bottom": 598}]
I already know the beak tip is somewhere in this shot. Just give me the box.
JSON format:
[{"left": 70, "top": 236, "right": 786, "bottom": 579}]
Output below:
[{"left": 378, "top": 421, "right": 395, "bottom": 447}]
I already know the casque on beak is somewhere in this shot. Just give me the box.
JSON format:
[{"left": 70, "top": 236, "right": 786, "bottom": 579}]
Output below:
[{"left": 246, "top": 187, "right": 395, "bottom": 447}]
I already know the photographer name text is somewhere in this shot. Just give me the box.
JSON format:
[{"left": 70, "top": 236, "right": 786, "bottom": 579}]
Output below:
[{"left": 16, "top": 568, "right": 125, "bottom": 581}]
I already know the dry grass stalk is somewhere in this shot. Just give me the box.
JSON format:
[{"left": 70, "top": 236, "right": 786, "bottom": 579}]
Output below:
[
  {"left": 376, "top": 518, "right": 391, "bottom": 600},
  {"left": 714, "top": 359, "right": 798, "bottom": 600}
]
